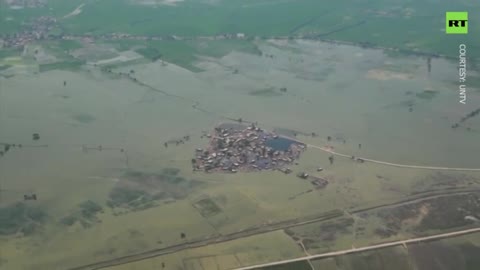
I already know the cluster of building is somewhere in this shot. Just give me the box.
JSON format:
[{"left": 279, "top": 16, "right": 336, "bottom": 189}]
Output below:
[
  {"left": 0, "top": 16, "right": 56, "bottom": 48},
  {"left": 5, "top": 0, "right": 46, "bottom": 9},
  {"left": 192, "top": 123, "right": 306, "bottom": 173},
  {"left": 0, "top": 17, "right": 249, "bottom": 50},
  {"left": 60, "top": 32, "right": 248, "bottom": 44},
  {"left": 297, "top": 172, "right": 329, "bottom": 189}
]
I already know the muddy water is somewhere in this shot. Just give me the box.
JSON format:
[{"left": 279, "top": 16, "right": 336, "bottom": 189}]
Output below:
[
  {"left": 192, "top": 40, "right": 480, "bottom": 168},
  {"left": 0, "top": 39, "right": 479, "bottom": 269}
]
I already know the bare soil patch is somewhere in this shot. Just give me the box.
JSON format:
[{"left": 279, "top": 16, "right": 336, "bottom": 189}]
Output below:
[{"left": 366, "top": 69, "right": 413, "bottom": 80}]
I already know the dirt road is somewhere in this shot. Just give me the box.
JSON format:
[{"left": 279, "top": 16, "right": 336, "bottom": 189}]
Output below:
[
  {"left": 233, "top": 227, "right": 480, "bottom": 270},
  {"left": 307, "top": 144, "right": 480, "bottom": 172}
]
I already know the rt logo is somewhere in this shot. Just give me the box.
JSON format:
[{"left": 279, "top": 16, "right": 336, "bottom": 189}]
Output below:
[{"left": 446, "top": 12, "right": 468, "bottom": 34}]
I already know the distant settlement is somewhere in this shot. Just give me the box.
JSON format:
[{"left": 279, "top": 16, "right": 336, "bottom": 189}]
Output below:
[{"left": 192, "top": 123, "right": 306, "bottom": 173}]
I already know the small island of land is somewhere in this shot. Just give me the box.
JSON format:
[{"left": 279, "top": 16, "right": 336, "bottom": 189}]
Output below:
[{"left": 192, "top": 123, "right": 306, "bottom": 173}]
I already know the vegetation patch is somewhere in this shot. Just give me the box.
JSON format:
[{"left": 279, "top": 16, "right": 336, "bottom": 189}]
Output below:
[
  {"left": 0, "top": 48, "right": 21, "bottom": 59},
  {"left": 415, "top": 90, "right": 438, "bottom": 100},
  {"left": 0, "top": 202, "right": 47, "bottom": 236},
  {"left": 39, "top": 60, "right": 85, "bottom": 72},
  {"left": 72, "top": 113, "right": 96, "bottom": 124},
  {"left": 106, "top": 187, "right": 156, "bottom": 211},
  {"left": 260, "top": 261, "right": 312, "bottom": 270},
  {"left": 412, "top": 172, "right": 478, "bottom": 192},
  {"left": 249, "top": 87, "right": 282, "bottom": 97},
  {"left": 193, "top": 197, "right": 222, "bottom": 218},
  {"left": 135, "top": 47, "right": 163, "bottom": 61},
  {"left": 285, "top": 217, "right": 354, "bottom": 250},
  {"left": 306, "top": 235, "right": 480, "bottom": 270},
  {"left": 409, "top": 242, "right": 465, "bottom": 270},
  {"left": 458, "top": 243, "right": 480, "bottom": 269},
  {"left": 193, "top": 39, "right": 262, "bottom": 58},
  {"left": 107, "top": 168, "right": 203, "bottom": 212},
  {"left": 375, "top": 193, "right": 480, "bottom": 235},
  {"left": 41, "top": 40, "right": 83, "bottom": 52},
  {"left": 131, "top": 40, "right": 202, "bottom": 71},
  {"left": 57, "top": 40, "right": 83, "bottom": 51},
  {"left": 0, "top": 64, "right": 12, "bottom": 71},
  {"left": 416, "top": 193, "right": 480, "bottom": 231},
  {"left": 333, "top": 247, "right": 410, "bottom": 270},
  {"left": 129, "top": 39, "right": 261, "bottom": 72},
  {"left": 60, "top": 200, "right": 103, "bottom": 228}
]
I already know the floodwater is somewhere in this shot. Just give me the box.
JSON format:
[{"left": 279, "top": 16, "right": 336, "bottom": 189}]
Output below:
[
  {"left": 0, "top": 39, "right": 479, "bottom": 269},
  {"left": 266, "top": 137, "right": 296, "bottom": 151},
  {"left": 193, "top": 40, "right": 480, "bottom": 168}
]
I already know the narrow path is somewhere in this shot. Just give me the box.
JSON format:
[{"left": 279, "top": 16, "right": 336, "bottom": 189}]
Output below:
[
  {"left": 306, "top": 144, "right": 480, "bottom": 172},
  {"left": 298, "top": 241, "right": 315, "bottom": 270},
  {"left": 233, "top": 227, "right": 480, "bottom": 270},
  {"left": 63, "top": 3, "right": 85, "bottom": 19}
]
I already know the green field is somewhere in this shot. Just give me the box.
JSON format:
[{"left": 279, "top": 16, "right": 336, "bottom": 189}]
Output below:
[
  {"left": 1, "top": 0, "right": 480, "bottom": 59},
  {"left": 260, "top": 232, "right": 480, "bottom": 270}
]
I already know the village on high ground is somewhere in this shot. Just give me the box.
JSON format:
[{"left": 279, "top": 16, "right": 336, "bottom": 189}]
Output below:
[{"left": 189, "top": 123, "right": 331, "bottom": 189}]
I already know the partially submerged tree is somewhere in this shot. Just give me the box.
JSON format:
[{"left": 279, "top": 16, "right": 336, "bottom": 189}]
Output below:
[{"left": 328, "top": 155, "right": 334, "bottom": 165}]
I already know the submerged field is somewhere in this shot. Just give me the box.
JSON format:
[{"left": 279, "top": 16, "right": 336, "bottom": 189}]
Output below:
[
  {"left": 1, "top": 36, "right": 480, "bottom": 269},
  {"left": 2, "top": 1, "right": 480, "bottom": 269},
  {"left": 0, "top": 0, "right": 480, "bottom": 270}
]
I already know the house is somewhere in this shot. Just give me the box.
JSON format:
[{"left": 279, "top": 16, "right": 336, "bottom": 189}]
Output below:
[{"left": 296, "top": 172, "right": 309, "bottom": 179}]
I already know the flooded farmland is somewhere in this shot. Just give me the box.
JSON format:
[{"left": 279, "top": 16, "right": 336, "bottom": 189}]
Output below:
[{"left": 1, "top": 39, "right": 479, "bottom": 269}]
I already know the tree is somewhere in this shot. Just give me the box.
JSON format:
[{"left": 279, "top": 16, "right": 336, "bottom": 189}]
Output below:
[
  {"left": 161, "top": 262, "right": 165, "bottom": 268},
  {"left": 327, "top": 136, "right": 332, "bottom": 141},
  {"left": 427, "top": 57, "right": 431, "bottom": 74},
  {"left": 328, "top": 155, "right": 334, "bottom": 165},
  {"left": 180, "top": 232, "right": 186, "bottom": 239},
  {"left": 63, "top": 81, "right": 66, "bottom": 86}
]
